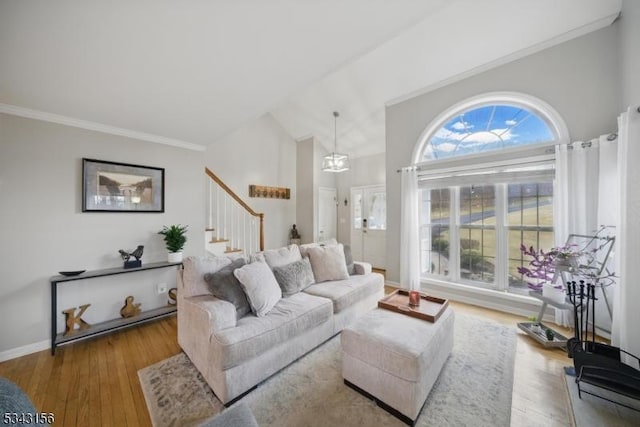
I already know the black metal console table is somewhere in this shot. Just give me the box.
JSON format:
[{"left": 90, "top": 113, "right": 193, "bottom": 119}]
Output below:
[{"left": 50, "top": 261, "right": 181, "bottom": 355}]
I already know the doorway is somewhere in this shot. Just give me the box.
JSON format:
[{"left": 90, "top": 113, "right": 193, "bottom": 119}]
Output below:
[
  {"left": 317, "top": 187, "right": 337, "bottom": 243},
  {"left": 351, "top": 185, "right": 386, "bottom": 269}
]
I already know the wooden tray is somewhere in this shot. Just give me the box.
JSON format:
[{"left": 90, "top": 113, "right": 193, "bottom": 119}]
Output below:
[{"left": 378, "top": 289, "right": 449, "bottom": 322}]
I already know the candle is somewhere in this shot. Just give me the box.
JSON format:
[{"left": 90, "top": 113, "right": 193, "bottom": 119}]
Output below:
[{"left": 409, "top": 290, "right": 420, "bottom": 307}]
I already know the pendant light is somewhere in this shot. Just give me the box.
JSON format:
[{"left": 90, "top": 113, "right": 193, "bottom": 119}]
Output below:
[{"left": 322, "top": 111, "right": 350, "bottom": 172}]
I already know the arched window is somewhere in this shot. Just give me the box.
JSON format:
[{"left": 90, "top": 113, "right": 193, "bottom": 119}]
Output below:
[
  {"left": 414, "top": 92, "right": 568, "bottom": 164},
  {"left": 414, "top": 92, "right": 569, "bottom": 297}
]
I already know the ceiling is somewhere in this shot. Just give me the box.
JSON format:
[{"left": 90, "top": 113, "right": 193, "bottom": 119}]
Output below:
[{"left": 0, "top": 1, "right": 622, "bottom": 157}]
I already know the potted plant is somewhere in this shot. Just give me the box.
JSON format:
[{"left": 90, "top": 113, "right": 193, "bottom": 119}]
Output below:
[{"left": 158, "top": 225, "right": 188, "bottom": 262}]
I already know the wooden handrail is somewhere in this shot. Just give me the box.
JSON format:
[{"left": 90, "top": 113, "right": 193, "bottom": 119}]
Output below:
[{"left": 205, "top": 167, "right": 264, "bottom": 251}]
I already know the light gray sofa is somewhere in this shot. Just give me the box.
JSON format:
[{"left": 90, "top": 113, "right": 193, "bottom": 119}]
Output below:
[{"left": 177, "top": 244, "right": 384, "bottom": 405}]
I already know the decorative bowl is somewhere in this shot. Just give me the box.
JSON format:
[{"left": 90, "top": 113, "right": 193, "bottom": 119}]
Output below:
[{"left": 58, "top": 270, "right": 86, "bottom": 276}]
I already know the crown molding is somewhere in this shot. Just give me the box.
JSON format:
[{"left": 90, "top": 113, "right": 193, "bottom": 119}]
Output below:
[{"left": 0, "top": 103, "right": 206, "bottom": 152}]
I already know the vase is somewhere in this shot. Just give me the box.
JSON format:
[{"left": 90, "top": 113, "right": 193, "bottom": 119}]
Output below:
[
  {"left": 542, "top": 284, "right": 566, "bottom": 304},
  {"left": 168, "top": 252, "right": 183, "bottom": 263}
]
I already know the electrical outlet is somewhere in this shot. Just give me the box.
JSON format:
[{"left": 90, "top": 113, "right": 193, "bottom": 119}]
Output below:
[{"left": 157, "top": 283, "right": 167, "bottom": 294}]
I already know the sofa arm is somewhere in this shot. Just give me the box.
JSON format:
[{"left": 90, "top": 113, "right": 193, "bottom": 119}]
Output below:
[
  {"left": 183, "top": 295, "right": 237, "bottom": 333},
  {"left": 353, "top": 261, "right": 372, "bottom": 275}
]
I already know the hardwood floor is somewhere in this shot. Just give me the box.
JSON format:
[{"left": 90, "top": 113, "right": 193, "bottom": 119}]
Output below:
[{"left": 0, "top": 299, "right": 577, "bottom": 426}]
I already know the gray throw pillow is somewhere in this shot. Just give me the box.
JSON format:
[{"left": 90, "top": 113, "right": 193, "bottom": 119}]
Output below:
[
  {"left": 204, "top": 258, "right": 251, "bottom": 319},
  {"left": 272, "top": 257, "right": 315, "bottom": 297},
  {"left": 343, "top": 244, "right": 355, "bottom": 275}
]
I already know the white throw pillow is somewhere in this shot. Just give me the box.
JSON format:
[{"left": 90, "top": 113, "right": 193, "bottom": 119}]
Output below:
[
  {"left": 233, "top": 261, "right": 282, "bottom": 317},
  {"left": 306, "top": 244, "right": 350, "bottom": 283},
  {"left": 262, "top": 244, "right": 302, "bottom": 268}
]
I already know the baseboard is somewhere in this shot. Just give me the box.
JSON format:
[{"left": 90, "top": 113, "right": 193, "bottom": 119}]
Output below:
[{"left": 0, "top": 339, "right": 50, "bottom": 362}]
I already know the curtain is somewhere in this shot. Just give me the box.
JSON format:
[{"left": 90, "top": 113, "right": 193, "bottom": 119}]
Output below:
[
  {"left": 553, "top": 134, "right": 618, "bottom": 327},
  {"left": 400, "top": 167, "right": 420, "bottom": 291},
  {"left": 612, "top": 108, "right": 640, "bottom": 360}
]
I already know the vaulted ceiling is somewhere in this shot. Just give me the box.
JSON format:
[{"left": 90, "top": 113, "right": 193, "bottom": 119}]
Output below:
[{"left": 0, "top": 1, "right": 622, "bottom": 157}]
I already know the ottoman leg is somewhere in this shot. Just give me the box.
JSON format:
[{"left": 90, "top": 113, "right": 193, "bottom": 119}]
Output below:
[{"left": 344, "top": 379, "right": 416, "bottom": 426}]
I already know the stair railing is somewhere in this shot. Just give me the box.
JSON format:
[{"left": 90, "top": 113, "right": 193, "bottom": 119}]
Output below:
[{"left": 205, "top": 167, "right": 264, "bottom": 255}]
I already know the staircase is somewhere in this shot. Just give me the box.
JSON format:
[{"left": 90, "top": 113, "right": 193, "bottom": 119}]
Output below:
[{"left": 205, "top": 167, "right": 264, "bottom": 256}]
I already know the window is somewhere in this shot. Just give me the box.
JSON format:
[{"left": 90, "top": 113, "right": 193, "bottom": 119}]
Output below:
[{"left": 414, "top": 93, "right": 567, "bottom": 295}]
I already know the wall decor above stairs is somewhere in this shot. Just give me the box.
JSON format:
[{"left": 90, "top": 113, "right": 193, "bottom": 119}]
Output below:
[{"left": 248, "top": 184, "right": 290, "bottom": 199}]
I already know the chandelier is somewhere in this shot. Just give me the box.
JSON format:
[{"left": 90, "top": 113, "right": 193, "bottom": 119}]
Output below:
[{"left": 322, "top": 111, "right": 350, "bottom": 172}]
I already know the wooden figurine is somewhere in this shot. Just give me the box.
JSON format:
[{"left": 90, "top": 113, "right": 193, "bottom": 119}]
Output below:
[
  {"left": 120, "top": 296, "right": 142, "bottom": 318},
  {"left": 168, "top": 288, "right": 177, "bottom": 306},
  {"left": 62, "top": 304, "right": 91, "bottom": 336}
]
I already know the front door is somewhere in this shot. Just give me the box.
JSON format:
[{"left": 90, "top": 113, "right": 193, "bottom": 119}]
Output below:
[{"left": 351, "top": 185, "right": 386, "bottom": 269}]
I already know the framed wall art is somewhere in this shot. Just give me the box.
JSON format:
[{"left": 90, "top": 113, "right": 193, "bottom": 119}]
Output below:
[{"left": 82, "top": 158, "right": 165, "bottom": 212}]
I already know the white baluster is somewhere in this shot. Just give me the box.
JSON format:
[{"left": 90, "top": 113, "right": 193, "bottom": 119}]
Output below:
[{"left": 216, "top": 186, "right": 220, "bottom": 239}]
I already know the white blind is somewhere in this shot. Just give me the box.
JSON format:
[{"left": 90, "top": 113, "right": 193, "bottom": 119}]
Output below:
[{"left": 416, "top": 146, "right": 555, "bottom": 188}]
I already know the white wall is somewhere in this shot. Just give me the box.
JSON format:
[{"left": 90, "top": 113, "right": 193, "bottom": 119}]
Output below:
[
  {"left": 0, "top": 114, "right": 205, "bottom": 357},
  {"left": 336, "top": 152, "right": 386, "bottom": 244},
  {"left": 204, "top": 113, "right": 297, "bottom": 249},
  {"left": 620, "top": 0, "right": 640, "bottom": 110},
  {"left": 313, "top": 139, "right": 337, "bottom": 242},
  {"left": 295, "top": 136, "right": 337, "bottom": 244},
  {"left": 385, "top": 25, "right": 620, "bottom": 283}
]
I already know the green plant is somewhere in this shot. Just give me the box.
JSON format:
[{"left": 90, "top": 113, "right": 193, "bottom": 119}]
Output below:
[{"left": 158, "top": 225, "right": 188, "bottom": 253}]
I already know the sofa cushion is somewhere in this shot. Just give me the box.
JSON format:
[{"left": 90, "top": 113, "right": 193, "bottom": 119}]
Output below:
[
  {"left": 272, "top": 257, "right": 315, "bottom": 297},
  {"left": 212, "top": 292, "right": 333, "bottom": 369},
  {"left": 303, "top": 273, "right": 384, "bottom": 313},
  {"left": 204, "top": 258, "right": 251, "bottom": 319},
  {"left": 262, "top": 244, "right": 302, "bottom": 268},
  {"left": 233, "top": 261, "right": 282, "bottom": 317},
  {"left": 183, "top": 255, "right": 233, "bottom": 297},
  {"left": 343, "top": 244, "right": 355, "bottom": 275},
  {"left": 306, "top": 244, "right": 350, "bottom": 283}
]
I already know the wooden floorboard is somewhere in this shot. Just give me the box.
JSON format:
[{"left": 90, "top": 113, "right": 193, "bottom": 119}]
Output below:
[{"left": 0, "top": 298, "right": 579, "bottom": 426}]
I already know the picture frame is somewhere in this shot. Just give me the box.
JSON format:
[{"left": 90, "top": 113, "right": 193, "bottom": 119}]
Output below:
[{"left": 82, "top": 158, "right": 165, "bottom": 212}]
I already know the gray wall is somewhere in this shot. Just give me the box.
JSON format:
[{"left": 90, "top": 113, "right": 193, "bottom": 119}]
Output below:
[
  {"left": 336, "top": 152, "right": 386, "bottom": 244},
  {"left": 296, "top": 137, "right": 315, "bottom": 244},
  {"left": 385, "top": 25, "right": 620, "bottom": 283},
  {"left": 620, "top": 0, "right": 640, "bottom": 110},
  {"left": 204, "top": 114, "right": 297, "bottom": 249},
  {"left": 0, "top": 114, "right": 205, "bottom": 356}
]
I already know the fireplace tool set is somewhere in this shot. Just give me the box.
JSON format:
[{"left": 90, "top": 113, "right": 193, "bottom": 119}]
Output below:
[{"left": 566, "top": 280, "right": 640, "bottom": 410}]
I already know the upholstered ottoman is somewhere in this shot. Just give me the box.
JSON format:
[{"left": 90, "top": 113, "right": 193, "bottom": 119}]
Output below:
[{"left": 341, "top": 307, "right": 455, "bottom": 425}]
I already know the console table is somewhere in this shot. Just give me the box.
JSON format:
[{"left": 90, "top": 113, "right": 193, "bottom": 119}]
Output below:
[{"left": 50, "top": 261, "right": 181, "bottom": 355}]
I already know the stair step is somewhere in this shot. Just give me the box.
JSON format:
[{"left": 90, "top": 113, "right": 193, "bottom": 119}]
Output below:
[
  {"left": 225, "top": 247, "right": 243, "bottom": 254},
  {"left": 210, "top": 238, "right": 229, "bottom": 244}
]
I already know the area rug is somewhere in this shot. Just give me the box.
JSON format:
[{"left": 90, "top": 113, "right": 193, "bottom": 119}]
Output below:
[
  {"left": 563, "top": 372, "right": 640, "bottom": 427},
  {"left": 139, "top": 313, "right": 516, "bottom": 427}
]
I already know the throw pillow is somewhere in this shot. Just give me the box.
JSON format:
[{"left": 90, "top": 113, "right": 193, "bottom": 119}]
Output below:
[
  {"left": 183, "top": 255, "right": 232, "bottom": 297},
  {"left": 262, "top": 244, "right": 302, "bottom": 268},
  {"left": 272, "top": 257, "right": 315, "bottom": 297},
  {"left": 298, "top": 238, "right": 339, "bottom": 258},
  {"left": 306, "top": 244, "right": 350, "bottom": 283},
  {"left": 204, "top": 258, "right": 250, "bottom": 319},
  {"left": 233, "top": 261, "right": 282, "bottom": 317}
]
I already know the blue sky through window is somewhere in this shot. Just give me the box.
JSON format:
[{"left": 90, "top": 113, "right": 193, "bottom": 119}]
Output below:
[{"left": 423, "top": 105, "right": 555, "bottom": 160}]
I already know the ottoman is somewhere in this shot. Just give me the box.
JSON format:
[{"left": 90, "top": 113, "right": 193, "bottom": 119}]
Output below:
[{"left": 341, "top": 307, "right": 455, "bottom": 425}]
